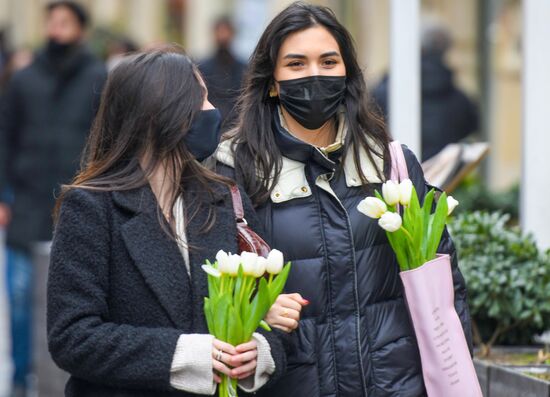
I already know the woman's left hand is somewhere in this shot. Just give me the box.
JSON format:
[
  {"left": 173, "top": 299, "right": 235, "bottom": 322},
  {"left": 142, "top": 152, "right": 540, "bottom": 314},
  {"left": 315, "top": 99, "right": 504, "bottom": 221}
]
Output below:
[
  {"left": 265, "top": 293, "right": 309, "bottom": 333},
  {"left": 229, "top": 340, "right": 258, "bottom": 380}
]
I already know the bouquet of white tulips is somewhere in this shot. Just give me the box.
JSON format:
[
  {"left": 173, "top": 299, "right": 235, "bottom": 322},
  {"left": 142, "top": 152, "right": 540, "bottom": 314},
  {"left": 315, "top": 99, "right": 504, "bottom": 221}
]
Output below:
[
  {"left": 357, "top": 176, "right": 482, "bottom": 396},
  {"left": 201, "top": 249, "right": 291, "bottom": 397},
  {"left": 357, "top": 179, "right": 458, "bottom": 271}
]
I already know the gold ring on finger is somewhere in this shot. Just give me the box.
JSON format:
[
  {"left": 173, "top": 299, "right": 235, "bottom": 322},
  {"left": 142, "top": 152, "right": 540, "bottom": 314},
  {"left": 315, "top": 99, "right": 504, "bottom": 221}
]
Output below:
[{"left": 282, "top": 308, "right": 289, "bottom": 317}]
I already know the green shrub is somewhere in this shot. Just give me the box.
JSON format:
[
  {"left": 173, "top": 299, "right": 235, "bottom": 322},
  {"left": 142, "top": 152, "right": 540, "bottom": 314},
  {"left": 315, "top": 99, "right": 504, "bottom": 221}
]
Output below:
[{"left": 449, "top": 211, "right": 550, "bottom": 356}]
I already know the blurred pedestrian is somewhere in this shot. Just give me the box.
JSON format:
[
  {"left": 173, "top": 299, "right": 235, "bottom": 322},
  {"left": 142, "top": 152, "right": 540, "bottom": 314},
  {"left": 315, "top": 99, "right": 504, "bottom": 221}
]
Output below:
[
  {"left": 373, "top": 18, "right": 479, "bottom": 161},
  {"left": 199, "top": 16, "right": 246, "bottom": 131},
  {"left": 0, "top": 45, "right": 32, "bottom": 397},
  {"left": 0, "top": 1, "right": 106, "bottom": 395}
]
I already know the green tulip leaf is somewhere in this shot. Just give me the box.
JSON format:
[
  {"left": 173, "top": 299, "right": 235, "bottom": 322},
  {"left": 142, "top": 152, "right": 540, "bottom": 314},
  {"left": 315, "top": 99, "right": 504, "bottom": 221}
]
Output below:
[
  {"left": 386, "top": 228, "right": 409, "bottom": 271},
  {"left": 426, "top": 191, "right": 448, "bottom": 261},
  {"left": 214, "top": 295, "right": 231, "bottom": 341},
  {"left": 227, "top": 304, "right": 244, "bottom": 346},
  {"left": 421, "top": 189, "right": 435, "bottom": 261},
  {"left": 268, "top": 262, "right": 292, "bottom": 304},
  {"left": 244, "top": 277, "right": 270, "bottom": 340},
  {"left": 409, "top": 187, "right": 423, "bottom": 266},
  {"left": 259, "top": 320, "right": 272, "bottom": 332},
  {"left": 233, "top": 264, "right": 245, "bottom": 307},
  {"left": 204, "top": 297, "right": 215, "bottom": 334}
]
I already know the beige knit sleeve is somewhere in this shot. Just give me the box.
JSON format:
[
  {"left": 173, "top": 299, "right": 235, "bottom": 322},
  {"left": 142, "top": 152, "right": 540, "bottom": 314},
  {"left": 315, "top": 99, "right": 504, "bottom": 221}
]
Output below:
[
  {"left": 237, "top": 332, "right": 276, "bottom": 393},
  {"left": 170, "top": 334, "right": 216, "bottom": 395}
]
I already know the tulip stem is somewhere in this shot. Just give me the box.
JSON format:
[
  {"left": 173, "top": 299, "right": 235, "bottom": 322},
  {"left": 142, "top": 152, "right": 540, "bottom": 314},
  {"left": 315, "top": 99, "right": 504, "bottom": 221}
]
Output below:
[
  {"left": 239, "top": 276, "right": 248, "bottom": 305},
  {"left": 400, "top": 226, "right": 414, "bottom": 245},
  {"left": 268, "top": 273, "right": 274, "bottom": 286}
]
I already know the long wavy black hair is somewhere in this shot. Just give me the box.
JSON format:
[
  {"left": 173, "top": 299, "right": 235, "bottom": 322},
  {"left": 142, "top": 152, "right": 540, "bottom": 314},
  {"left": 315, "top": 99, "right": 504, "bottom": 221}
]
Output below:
[{"left": 228, "top": 1, "right": 391, "bottom": 206}]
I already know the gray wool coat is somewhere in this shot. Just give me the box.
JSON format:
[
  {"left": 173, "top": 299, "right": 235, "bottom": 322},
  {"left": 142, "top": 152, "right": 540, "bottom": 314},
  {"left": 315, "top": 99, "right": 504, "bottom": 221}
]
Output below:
[{"left": 47, "top": 182, "right": 287, "bottom": 397}]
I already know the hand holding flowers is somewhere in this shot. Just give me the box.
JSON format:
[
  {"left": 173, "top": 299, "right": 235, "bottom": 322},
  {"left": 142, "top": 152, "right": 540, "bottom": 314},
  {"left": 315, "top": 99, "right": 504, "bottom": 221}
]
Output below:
[{"left": 202, "top": 249, "right": 291, "bottom": 397}]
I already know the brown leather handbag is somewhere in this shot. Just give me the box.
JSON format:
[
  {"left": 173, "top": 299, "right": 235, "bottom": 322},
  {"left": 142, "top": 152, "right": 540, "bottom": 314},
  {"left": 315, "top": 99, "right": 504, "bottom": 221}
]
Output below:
[{"left": 229, "top": 185, "right": 271, "bottom": 257}]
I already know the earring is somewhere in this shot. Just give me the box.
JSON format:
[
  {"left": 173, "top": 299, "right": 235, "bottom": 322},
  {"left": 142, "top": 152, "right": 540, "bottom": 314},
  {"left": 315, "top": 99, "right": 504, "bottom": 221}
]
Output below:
[{"left": 269, "top": 87, "right": 277, "bottom": 97}]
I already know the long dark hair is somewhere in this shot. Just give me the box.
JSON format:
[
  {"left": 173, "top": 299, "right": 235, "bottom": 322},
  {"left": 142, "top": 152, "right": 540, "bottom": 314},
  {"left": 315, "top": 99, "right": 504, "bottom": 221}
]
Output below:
[
  {"left": 229, "top": 2, "right": 390, "bottom": 205},
  {"left": 55, "top": 45, "right": 230, "bottom": 231}
]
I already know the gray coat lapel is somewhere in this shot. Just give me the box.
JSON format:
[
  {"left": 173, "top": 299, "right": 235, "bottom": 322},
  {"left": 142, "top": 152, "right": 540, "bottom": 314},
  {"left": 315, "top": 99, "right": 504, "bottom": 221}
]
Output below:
[
  {"left": 114, "top": 187, "right": 193, "bottom": 330},
  {"left": 184, "top": 186, "right": 237, "bottom": 333}
]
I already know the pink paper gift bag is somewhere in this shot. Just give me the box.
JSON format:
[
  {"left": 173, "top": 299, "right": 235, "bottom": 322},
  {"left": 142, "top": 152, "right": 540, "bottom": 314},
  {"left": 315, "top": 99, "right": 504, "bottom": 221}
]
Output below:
[{"left": 400, "top": 254, "right": 482, "bottom": 397}]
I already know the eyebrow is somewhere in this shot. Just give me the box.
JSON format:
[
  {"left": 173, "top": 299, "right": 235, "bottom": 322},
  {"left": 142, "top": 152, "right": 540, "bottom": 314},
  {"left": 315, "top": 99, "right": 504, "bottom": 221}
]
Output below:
[{"left": 283, "top": 51, "right": 341, "bottom": 60}]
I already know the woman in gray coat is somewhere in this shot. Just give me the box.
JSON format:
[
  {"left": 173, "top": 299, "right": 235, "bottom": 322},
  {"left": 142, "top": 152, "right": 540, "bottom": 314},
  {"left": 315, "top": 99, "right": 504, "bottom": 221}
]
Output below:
[{"left": 47, "top": 47, "right": 289, "bottom": 397}]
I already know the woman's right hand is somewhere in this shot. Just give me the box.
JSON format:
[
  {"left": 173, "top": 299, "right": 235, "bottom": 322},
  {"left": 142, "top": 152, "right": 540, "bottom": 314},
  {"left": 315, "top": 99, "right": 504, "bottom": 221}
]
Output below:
[
  {"left": 212, "top": 338, "right": 261, "bottom": 382},
  {"left": 264, "top": 293, "right": 309, "bottom": 333},
  {"left": 212, "top": 339, "right": 238, "bottom": 383}
]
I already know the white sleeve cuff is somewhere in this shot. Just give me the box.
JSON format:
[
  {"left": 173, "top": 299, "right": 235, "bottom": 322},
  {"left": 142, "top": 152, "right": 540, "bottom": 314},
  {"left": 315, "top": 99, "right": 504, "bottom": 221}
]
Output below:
[
  {"left": 170, "top": 334, "right": 216, "bottom": 395},
  {"left": 237, "top": 332, "right": 276, "bottom": 393}
]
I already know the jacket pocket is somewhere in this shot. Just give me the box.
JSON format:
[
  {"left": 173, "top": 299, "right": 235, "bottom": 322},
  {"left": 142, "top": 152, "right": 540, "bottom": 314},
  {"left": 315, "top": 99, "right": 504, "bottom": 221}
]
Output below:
[{"left": 287, "top": 318, "right": 317, "bottom": 366}]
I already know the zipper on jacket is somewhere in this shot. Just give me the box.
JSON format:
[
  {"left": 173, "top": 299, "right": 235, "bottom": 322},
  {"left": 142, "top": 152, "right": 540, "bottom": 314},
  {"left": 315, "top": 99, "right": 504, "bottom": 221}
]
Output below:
[{"left": 315, "top": 167, "right": 369, "bottom": 396}]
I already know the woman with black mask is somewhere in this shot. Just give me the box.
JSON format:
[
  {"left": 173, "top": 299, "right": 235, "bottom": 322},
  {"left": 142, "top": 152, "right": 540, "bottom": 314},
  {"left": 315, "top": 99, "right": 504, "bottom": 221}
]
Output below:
[
  {"left": 47, "top": 47, "right": 288, "bottom": 397},
  {"left": 216, "top": 3, "right": 473, "bottom": 396}
]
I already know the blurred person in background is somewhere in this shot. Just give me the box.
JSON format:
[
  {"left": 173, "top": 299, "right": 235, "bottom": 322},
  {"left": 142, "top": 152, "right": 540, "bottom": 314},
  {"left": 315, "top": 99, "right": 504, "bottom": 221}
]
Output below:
[
  {"left": 373, "top": 18, "right": 479, "bottom": 161},
  {"left": 0, "top": 45, "right": 32, "bottom": 397},
  {"left": 199, "top": 16, "right": 246, "bottom": 131},
  {"left": 0, "top": 1, "right": 106, "bottom": 396}
]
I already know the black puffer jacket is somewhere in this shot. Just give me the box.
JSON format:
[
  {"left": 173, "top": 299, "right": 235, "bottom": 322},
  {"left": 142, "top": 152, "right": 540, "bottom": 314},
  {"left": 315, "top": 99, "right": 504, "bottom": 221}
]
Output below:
[{"left": 216, "top": 113, "right": 472, "bottom": 397}]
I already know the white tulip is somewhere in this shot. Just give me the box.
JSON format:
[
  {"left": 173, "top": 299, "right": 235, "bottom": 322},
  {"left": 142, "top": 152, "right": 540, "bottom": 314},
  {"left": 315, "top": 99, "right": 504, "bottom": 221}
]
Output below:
[
  {"left": 266, "top": 249, "right": 284, "bottom": 275},
  {"left": 447, "top": 196, "right": 459, "bottom": 216},
  {"left": 240, "top": 252, "right": 258, "bottom": 276},
  {"left": 378, "top": 212, "right": 403, "bottom": 232},
  {"left": 215, "top": 250, "right": 230, "bottom": 274},
  {"left": 201, "top": 264, "right": 221, "bottom": 278},
  {"left": 253, "top": 257, "right": 268, "bottom": 278},
  {"left": 398, "top": 179, "right": 413, "bottom": 206},
  {"left": 382, "top": 180, "right": 401, "bottom": 206},
  {"left": 357, "top": 197, "right": 387, "bottom": 219},
  {"left": 228, "top": 254, "right": 242, "bottom": 276}
]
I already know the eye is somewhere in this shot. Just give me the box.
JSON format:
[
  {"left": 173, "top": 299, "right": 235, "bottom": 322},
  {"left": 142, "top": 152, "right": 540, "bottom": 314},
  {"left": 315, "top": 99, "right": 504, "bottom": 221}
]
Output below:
[
  {"left": 323, "top": 59, "right": 338, "bottom": 67},
  {"left": 286, "top": 61, "right": 304, "bottom": 68}
]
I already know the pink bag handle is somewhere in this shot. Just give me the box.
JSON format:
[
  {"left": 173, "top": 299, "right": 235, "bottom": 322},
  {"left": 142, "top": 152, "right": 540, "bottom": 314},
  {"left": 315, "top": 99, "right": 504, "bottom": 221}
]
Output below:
[{"left": 389, "top": 141, "right": 409, "bottom": 182}]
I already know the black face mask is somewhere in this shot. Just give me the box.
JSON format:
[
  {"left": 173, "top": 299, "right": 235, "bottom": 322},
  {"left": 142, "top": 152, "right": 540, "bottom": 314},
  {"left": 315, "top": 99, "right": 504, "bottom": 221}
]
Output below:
[
  {"left": 184, "top": 109, "right": 222, "bottom": 161},
  {"left": 277, "top": 75, "right": 346, "bottom": 130},
  {"left": 46, "top": 39, "right": 76, "bottom": 58}
]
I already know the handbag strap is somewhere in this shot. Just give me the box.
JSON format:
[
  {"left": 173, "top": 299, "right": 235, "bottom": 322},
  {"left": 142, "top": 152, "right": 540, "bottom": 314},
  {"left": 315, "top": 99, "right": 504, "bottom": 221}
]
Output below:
[
  {"left": 389, "top": 140, "right": 409, "bottom": 182},
  {"left": 230, "top": 184, "right": 246, "bottom": 224}
]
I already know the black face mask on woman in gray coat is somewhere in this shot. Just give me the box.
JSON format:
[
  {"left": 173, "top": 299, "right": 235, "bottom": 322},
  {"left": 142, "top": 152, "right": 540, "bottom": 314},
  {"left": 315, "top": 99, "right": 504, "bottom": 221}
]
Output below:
[{"left": 216, "top": 110, "right": 473, "bottom": 397}]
